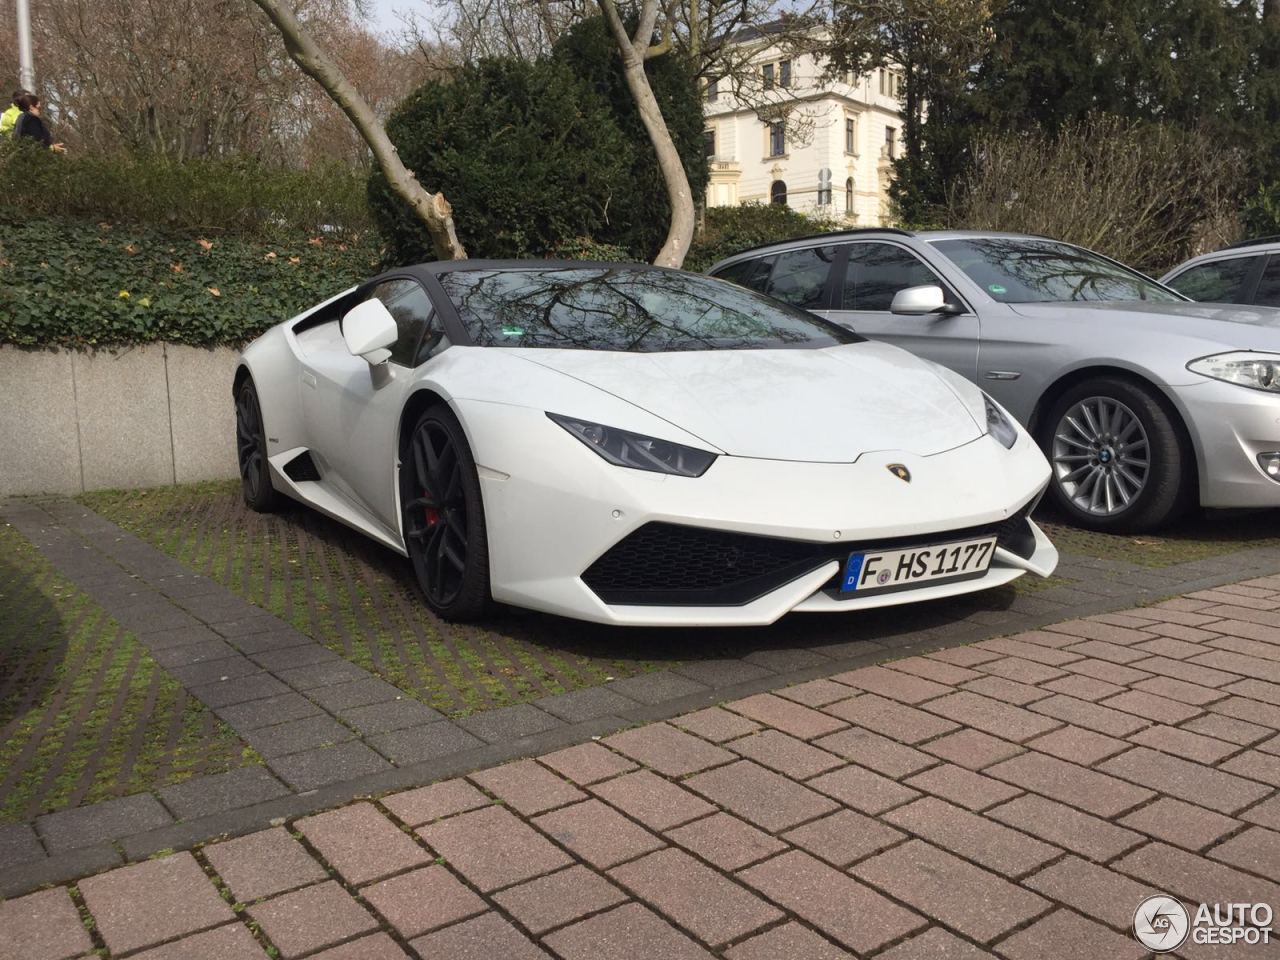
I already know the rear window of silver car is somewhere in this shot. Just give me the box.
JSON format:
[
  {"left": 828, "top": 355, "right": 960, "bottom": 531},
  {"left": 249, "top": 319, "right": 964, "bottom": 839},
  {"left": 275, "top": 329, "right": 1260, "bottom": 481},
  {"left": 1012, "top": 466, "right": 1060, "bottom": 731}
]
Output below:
[
  {"left": 438, "top": 267, "right": 861, "bottom": 351},
  {"left": 931, "top": 238, "right": 1182, "bottom": 304}
]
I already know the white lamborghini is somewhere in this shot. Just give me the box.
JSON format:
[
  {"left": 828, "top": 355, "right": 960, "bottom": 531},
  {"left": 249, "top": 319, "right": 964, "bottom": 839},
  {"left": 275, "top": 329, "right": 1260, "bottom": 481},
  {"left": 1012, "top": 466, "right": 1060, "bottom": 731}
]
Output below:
[{"left": 234, "top": 261, "right": 1058, "bottom": 626}]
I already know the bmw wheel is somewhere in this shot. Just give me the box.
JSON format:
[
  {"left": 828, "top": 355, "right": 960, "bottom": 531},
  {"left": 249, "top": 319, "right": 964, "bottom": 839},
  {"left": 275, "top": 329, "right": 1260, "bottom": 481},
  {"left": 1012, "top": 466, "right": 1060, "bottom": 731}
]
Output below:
[
  {"left": 400, "top": 405, "right": 491, "bottom": 621},
  {"left": 235, "top": 377, "right": 279, "bottom": 512},
  {"left": 1043, "top": 376, "right": 1192, "bottom": 532}
]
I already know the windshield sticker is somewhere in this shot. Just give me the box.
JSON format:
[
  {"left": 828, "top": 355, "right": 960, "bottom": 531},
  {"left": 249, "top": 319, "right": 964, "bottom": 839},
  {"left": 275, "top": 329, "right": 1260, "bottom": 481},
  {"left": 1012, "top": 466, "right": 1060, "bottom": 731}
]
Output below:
[
  {"left": 988, "top": 284, "right": 1007, "bottom": 295},
  {"left": 500, "top": 325, "right": 525, "bottom": 337}
]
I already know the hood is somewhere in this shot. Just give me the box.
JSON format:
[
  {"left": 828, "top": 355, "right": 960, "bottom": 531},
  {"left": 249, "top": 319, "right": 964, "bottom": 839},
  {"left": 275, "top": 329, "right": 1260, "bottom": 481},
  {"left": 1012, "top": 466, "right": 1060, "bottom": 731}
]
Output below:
[
  {"left": 509, "top": 341, "right": 984, "bottom": 462},
  {"left": 1007, "top": 300, "right": 1280, "bottom": 344}
]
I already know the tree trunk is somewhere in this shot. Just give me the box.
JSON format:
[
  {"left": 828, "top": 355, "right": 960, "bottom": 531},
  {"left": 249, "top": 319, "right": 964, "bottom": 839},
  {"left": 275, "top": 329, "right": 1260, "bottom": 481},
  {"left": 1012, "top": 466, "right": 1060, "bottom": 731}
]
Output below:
[
  {"left": 599, "top": 0, "right": 696, "bottom": 269},
  {"left": 248, "top": 0, "right": 466, "bottom": 260}
]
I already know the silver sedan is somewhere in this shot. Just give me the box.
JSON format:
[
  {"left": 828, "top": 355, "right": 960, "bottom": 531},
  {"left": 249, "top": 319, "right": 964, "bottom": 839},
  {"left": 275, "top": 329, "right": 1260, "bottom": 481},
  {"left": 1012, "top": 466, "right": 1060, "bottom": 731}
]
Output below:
[{"left": 710, "top": 230, "right": 1280, "bottom": 531}]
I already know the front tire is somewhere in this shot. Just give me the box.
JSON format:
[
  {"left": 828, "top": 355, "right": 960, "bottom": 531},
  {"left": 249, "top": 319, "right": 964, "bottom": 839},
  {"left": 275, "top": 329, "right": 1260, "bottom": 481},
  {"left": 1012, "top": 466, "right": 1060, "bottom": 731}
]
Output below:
[
  {"left": 235, "top": 377, "right": 279, "bottom": 513},
  {"left": 400, "top": 405, "right": 491, "bottom": 621},
  {"left": 1041, "top": 376, "right": 1191, "bottom": 532}
]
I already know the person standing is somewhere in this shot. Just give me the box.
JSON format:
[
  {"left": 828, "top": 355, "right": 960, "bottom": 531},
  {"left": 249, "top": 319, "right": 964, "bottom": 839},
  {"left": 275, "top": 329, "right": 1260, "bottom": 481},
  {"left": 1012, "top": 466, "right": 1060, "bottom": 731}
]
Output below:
[
  {"left": 11, "top": 92, "right": 64, "bottom": 152},
  {"left": 0, "top": 89, "right": 29, "bottom": 137}
]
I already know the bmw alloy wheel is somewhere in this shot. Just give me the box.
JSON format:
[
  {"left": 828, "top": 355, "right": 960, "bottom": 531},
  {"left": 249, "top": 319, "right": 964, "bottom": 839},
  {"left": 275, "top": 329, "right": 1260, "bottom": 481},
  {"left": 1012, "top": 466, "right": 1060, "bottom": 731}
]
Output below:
[{"left": 1051, "top": 396, "right": 1151, "bottom": 516}]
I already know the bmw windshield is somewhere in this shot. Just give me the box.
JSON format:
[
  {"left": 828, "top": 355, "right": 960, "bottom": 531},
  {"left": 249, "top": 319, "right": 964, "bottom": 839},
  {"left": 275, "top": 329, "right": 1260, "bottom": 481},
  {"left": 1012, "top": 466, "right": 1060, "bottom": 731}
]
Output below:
[
  {"left": 439, "top": 266, "right": 860, "bottom": 351},
  {"left": 931, "top": 238, "right": 1184, "bottom": 304}
]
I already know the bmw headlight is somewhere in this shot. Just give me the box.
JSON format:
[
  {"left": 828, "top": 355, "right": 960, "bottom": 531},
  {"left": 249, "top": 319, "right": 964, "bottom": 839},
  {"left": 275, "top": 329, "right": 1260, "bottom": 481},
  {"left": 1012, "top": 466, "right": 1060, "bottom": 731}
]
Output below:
[
  {"left": 548, "top": 414, "right": 717, "bottom": 477},
  {"left": 1187, "top": 352, "right": 1280, "bottom": 393},
  {"left": 984, "top": 394, "right": 1018, "bottom": 449}
]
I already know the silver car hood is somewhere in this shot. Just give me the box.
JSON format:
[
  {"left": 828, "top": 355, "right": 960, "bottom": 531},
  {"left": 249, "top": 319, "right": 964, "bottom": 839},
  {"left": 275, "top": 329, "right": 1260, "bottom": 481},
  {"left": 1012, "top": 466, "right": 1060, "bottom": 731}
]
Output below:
[{"left": 1007, "top": 300, "right": 1280, "bottom": 345}]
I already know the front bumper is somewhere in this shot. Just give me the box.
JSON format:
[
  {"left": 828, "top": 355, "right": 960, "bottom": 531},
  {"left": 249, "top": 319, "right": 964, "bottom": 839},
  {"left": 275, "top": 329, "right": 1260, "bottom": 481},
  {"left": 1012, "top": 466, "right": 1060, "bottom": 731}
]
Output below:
[
  {"left": 457, "top": 399, "right": 1056, "bottom": 626},
  {"left": 1173, "top": 380, "right": 1280, "bottom": 508}
]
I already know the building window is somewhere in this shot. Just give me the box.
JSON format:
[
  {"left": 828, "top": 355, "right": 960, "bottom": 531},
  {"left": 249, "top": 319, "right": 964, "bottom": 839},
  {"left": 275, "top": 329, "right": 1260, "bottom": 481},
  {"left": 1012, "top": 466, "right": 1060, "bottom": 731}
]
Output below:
[
  {"left": 770, "top": 180, "right": 787, "bottom": 205},
  {"left": 780, "top": 60, "right": 792, "bottom": 88},
  {"left": 768, "top": 121, "right": 785, "bottom": 157},
  {"left": 845, "top": 117, "right": 855, "bottom": 154},
  {"left": 762, "top": 63, "right": 775, "bottom": 90},
  {"left": 845, "top": 177, "right": 854, "bottom": 214},
  {"left": 705, "top": 77, "right": 719, "bottom": 102},
  {"left": 885, "top": 126, "right": 897, "bottom": 159},
  {"left": 703, "top": 128, "right": 716, "bottom": 158},
  {"left": 879, "top": 69, "right": 886, "bottom": 95}
]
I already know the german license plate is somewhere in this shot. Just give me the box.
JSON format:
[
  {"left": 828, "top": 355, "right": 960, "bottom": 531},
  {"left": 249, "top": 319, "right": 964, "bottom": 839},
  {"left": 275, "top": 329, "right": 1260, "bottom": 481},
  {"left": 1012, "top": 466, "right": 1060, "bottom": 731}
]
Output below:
[{"left": 840, "top": 536, "right": 997, "bottom": 594}]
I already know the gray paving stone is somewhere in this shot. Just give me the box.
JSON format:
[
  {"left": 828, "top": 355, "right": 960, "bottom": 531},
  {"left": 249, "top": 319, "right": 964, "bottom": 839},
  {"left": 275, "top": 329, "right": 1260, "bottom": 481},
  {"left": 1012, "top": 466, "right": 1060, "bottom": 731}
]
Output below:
[
  {"left": 337, "top": 698, "right": 443, "bottom": 736},
  {"left": 456, "top": 704, "right": 564, "bottom": 743},
  {"left": 306, "top": 677, "right": 405, "bottom": 712},
  {"left": 741, "top": 647, "right": 834, "bottom": 672},
  {"left": 138, "top": 624, "right": 227, "bottom": 651},
  {"left": 191, "top": 672, "right": 290, "bottom": 708},
  {"left": 215, "top": 692, "right": 324, "bottom": 730},
  {"left": 230, "top": 628, "right": 317, "bottom": 655},
  {"left": 208, "top": 613, "right": 286, "bottom": 638},
  {"left": 151, "top": 573, "right": 223, "bottom": 599},
  {"left": 36, "top": 793, "right": 173, "bottom": 854},
  {"left": 369, "top": 722, "right": 486, "bottom": 765},
  {"left": 169, "top": 655, "right": 263, "bottom": 687},
  {"left": 674, "top": 659, "right": 775, "bottom": 687},
  {"left": 606, "top": 670, "right": 709, "bottom": 705},
  {"left": 0, "top": 822, "right": 44, "bottom": 870},
  {"left": 149, "top": 637, "right": 242, "bottom": 669},
  {"left": 176, "top": 591, "right": 261, "bottom": 623},
  {"left": 278, "top": 659, "right": 372, "bottom": 690},
  {"left": 268, "top": 740, "right": 393, "bottom": 791},
  {"left": 245, "top": 715, "right": 356, "bottom": 758},
  {"left": 158, "top": 767, "right": 292, "bottom": 821},
  {"left": 250, "top": 644, "right": 341, "bottom": 672},
  {"left": 535, "top": 686, "right": 639, "bottom": 723},
  {"left": 118, "top": 606, "right": 204, "bottom": 634}
]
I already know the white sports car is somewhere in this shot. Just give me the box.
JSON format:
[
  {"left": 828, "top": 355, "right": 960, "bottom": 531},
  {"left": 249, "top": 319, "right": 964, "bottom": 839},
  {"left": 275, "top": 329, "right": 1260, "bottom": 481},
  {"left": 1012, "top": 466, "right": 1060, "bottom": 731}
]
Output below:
[{"left": 234, "top": 261, "right": 1058, "bottom": 626}]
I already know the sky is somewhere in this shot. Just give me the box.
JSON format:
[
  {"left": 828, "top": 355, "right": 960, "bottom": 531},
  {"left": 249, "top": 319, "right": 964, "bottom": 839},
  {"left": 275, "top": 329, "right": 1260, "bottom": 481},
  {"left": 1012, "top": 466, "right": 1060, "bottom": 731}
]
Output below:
[{"left": 362, "top": 0, "right": 417, "bottom": 36}]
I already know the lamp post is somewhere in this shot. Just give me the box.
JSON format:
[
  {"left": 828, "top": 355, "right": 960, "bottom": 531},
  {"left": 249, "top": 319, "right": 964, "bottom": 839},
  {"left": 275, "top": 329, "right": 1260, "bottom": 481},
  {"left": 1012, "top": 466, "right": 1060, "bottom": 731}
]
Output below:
[{"left": 16, "top": 0, "right": 35, "bottom": 89}]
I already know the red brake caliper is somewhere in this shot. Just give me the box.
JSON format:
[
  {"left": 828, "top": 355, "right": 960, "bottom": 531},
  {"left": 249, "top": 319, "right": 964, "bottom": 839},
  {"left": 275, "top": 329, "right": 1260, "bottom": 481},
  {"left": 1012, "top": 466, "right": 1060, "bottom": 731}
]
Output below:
[{"left": 424, "top": 488, "right": 440, "bottom": 527}]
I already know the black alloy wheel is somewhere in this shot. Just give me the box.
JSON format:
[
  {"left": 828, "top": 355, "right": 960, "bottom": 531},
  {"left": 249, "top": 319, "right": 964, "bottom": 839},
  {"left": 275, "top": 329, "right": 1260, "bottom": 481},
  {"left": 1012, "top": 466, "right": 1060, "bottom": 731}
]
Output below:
[
  {"left": 235, "top": 378, "right": 278, "bottom": 512},
  {"left": 401, "top": 405, "right": 491, "bottom": 620}
]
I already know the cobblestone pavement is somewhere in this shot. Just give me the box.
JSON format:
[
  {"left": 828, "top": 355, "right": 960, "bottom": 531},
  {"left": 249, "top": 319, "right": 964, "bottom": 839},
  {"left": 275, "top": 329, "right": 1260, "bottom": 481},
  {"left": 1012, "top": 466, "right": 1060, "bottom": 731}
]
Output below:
[{"left": 4, "top": 582, "right": 1280, "bottom": 959}]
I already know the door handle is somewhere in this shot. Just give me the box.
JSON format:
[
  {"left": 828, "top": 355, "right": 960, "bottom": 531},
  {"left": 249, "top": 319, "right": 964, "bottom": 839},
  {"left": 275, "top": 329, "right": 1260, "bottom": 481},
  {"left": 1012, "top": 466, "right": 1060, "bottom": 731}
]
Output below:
[{"left": 302, "top": 371, "right": 317, "bottom": 389}]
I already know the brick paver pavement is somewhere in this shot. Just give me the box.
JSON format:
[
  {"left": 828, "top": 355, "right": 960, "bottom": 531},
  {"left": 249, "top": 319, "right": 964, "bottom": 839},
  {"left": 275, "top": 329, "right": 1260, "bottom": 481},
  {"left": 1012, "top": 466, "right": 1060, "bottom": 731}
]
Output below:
[{"left": 5, "top": 581, "right": 1280, "bottom": 958}]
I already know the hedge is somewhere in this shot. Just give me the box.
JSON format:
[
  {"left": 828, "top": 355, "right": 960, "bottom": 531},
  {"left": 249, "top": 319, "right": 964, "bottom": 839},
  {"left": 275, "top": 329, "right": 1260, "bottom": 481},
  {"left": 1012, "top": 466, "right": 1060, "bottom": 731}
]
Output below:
[{"left": 0, "top": 214, "right": 382, "bottom": 348}]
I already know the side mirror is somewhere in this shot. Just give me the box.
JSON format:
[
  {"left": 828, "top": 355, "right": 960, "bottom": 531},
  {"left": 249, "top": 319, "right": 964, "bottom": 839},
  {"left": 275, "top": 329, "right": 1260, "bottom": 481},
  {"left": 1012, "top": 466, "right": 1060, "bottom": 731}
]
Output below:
[
  {"left": 890, "top": 284, "right": 956, "bottom": 316},
  {"left": 342, "top": 299, "right": 398, "bottom": 364}
]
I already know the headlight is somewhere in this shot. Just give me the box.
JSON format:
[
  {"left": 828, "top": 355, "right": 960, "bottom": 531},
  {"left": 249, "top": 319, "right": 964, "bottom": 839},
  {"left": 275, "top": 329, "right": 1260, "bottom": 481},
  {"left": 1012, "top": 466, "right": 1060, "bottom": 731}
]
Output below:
[
  {"left": 984, "top": 394, "right": 1018, "bottom": 449},
  {"left": 547, "top": 413, "right": 717, "bottom": 477},
  {"left": 1187, "top": 352, "right": 1280, "bottom": 393}
]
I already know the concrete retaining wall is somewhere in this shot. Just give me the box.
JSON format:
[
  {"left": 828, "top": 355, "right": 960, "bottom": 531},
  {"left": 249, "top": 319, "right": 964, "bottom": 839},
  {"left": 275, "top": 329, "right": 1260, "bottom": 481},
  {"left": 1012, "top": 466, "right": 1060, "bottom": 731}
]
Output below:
[{"left": 0, "top": 344, "right": 241, "bottom": 496}]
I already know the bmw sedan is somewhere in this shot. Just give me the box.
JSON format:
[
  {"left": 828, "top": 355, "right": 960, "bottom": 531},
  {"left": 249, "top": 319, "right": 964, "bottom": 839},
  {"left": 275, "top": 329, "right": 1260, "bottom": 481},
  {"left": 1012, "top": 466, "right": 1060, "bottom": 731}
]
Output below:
[
  {"left": 710, "top": 230, "right": 1280, "bottom": 531},
  {"left": 235, "top": 260, "right": 1056, "bottom": 625}
]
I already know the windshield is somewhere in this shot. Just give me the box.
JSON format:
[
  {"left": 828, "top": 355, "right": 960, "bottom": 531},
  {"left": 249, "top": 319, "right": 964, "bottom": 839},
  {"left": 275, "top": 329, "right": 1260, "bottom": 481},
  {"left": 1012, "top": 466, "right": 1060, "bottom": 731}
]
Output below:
[
  {"left": 931, "top": 238, "right": 1183, "bottom": 304},
  {"left": 438, "top": 266, "right": 860, "bottom": 351}
]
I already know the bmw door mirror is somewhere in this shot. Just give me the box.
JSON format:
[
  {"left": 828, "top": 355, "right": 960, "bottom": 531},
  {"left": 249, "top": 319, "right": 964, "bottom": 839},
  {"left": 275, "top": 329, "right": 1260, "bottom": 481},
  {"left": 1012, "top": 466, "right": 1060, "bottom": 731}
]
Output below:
[
  {"left": 342, "top": 299, "right": 398, "bottom": 364},
  {"left": 890, "top": 284, "right": 957, "bottom": 316}
]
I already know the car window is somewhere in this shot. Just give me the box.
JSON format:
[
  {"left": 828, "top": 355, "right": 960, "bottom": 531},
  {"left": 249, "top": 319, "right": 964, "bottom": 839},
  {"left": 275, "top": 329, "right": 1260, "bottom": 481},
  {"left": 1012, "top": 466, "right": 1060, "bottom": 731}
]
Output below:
[
  {"left": 368, "top": 278, "right": 442, "bottom": 367},
  {"left": 1166, "top": 256, "right": 1259, "bottom": 303},
  {"left": 764, "top": 246, "right": 838, "bottom": 309},
  {"left": 1252, "top": 256, "right": 1280, "bottom": 308},
  {"left": 713, "top": 256, "right": 775, "bottom": 293},
  {"left": 438, "top": 266, "right": 862, "bottom": 351},
  {"left": 842, "top": 242, "right": 941, "bottom": 311},
  {"left": 931, "top": 238, "right": 1182, "bottom": 303}
]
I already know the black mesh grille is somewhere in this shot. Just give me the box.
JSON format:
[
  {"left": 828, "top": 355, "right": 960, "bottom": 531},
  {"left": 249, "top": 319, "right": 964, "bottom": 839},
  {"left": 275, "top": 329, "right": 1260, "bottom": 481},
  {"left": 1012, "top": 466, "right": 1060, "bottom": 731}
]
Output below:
[{"left": 583, "top": 499, "right": 1040, "bottom": 608}]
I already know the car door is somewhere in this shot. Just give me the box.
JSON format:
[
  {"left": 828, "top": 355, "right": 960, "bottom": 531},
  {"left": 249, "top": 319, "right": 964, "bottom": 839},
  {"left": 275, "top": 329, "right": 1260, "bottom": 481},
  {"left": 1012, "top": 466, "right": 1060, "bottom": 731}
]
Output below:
[
  {"left": 822, "top": 240, "right": 980, "bottom": 379},
  {"left": 302, "top": 277, "right": 447, "bottom": 536}
]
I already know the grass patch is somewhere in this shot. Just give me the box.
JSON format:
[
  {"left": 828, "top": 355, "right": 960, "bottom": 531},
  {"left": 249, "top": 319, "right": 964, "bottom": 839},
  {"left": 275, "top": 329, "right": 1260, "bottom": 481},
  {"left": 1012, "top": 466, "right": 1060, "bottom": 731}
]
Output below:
[
  {"left": 0, "top": 521, "right": 260, "bottom": 823},
  {"left": 1038, "top": 508, "right": 1280, "bottom": 568}
]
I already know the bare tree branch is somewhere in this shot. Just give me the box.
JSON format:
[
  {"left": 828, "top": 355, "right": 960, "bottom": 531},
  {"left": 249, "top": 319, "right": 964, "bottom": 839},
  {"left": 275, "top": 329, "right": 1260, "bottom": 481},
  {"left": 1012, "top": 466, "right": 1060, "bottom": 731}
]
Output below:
[{"left": 248, "top": 0, "right": 466, "bottom": 260}]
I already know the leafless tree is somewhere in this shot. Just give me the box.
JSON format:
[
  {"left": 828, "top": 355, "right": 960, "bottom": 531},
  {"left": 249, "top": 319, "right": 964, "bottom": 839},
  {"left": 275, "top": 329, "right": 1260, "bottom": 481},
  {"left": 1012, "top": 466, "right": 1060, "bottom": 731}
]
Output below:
[{"left": 250, "top": 0, "right": 467, "bottom": 259}]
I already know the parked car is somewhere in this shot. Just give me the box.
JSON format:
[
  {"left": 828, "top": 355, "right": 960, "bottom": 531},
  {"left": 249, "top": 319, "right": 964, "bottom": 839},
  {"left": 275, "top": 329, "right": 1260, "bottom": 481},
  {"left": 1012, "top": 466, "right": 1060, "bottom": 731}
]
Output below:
[
  {"left": 710, "top": 230, "right": 1280, "bottom": 532},
  {"left": 1162, "top": 237, "right": 1280, "bottom": 307},
  {"left": 235, "top": 260, "right": 1056, "bottom": 625}
]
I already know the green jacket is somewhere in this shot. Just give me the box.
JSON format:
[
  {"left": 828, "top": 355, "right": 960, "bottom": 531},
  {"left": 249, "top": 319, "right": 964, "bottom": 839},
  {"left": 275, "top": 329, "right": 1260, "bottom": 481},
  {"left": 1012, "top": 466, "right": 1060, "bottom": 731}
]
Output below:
[{"left": 0, "top": 105, "right": 19, "bottom": 137}]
